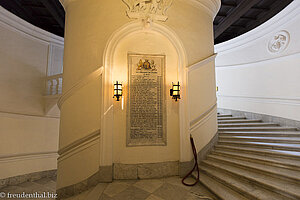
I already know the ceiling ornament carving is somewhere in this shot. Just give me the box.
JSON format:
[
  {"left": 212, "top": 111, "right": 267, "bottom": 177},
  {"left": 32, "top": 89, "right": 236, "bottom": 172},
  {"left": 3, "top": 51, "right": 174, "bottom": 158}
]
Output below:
[
  {"left": 122, "top": 0, "right": 173, "bottom": 22},
  {"left": 268, "top": 30, "right": 290, "bottom": 53}
]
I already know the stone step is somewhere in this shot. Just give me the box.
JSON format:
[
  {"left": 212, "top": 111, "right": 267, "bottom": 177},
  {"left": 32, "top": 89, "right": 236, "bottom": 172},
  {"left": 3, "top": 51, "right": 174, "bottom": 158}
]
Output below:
[
  {"left": 192, "top": 172, "right": 248, "bottom": 200},
  {"left": 218, "top": 126, "right": 298, "bottom": 132},
  {"left": 217, "top": 114, "right": 232, "bottom": 117},
  {"left": 218, "top": 119, "right": 262, "bottom": 124},
  {"left": 198, "top": 164, "right": 288, "bottom": 200},
  {"left": 218, "top": 117, "right": 246, "bottom": 120},
  {"left": 219, "top": 135, "right": 300, "bottom": 144},
  {"left": 212, "top": 149, "right": 300, "bottom": 171},
  {"left": 219, "top": 131, "right": 300, "bottom": 137},
  {"left": 189, "top": 181, "right": 220, "bottom": 200},
  {"left": 202, "top": 159, "right": 300, "bottom": 199},
  {"left": 218, "top": 140, "right": 300, "bottom": 152},
  {"left": 215, "top": 144, "right": 300, "bottom": 160},
  {"left": 207, "top": 154, "right": 300, "bottom": 183},
  {"left": 218, "top": 123, "right": 279, "bottom": 127}
]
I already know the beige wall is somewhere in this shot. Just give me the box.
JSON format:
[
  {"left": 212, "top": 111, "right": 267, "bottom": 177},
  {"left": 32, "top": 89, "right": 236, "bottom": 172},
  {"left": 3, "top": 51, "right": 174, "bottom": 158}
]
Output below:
[
  {"left": 188, "top": 60, "right": 217, "bottom": 153},
  {"left": 112, "top": 31, "right": 180, "bottom": 164},
  {"left": 58, "top": 0, "right": 220, "bottom": 189},
  {"left": 166, "top": 0, "right": 215, "bottom": 65},
  {"left": 0, "top": 6, "right": 63, "bottom": 179}
]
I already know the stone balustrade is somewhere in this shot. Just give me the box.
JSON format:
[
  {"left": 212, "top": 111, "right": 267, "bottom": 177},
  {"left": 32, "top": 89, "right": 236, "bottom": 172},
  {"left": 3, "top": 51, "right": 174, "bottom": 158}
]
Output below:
[{"left": 46, "top": 74, "right": 63, "bottom": 96}]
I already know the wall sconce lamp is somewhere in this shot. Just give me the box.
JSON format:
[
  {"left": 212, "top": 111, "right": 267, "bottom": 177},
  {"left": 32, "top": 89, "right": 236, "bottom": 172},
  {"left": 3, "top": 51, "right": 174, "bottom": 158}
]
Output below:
[
  {"left": 170, "top": 81, "right": 180, "bottom": 101},
  {"left": 113, "top": 81, "right": 123, "bottom": 101}
]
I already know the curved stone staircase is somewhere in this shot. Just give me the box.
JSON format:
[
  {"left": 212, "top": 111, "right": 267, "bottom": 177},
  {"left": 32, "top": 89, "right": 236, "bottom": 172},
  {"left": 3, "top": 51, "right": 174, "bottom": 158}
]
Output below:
[
  {"left": 2, "top": 114, "right": 300, "bottom": 200},
  {"left": 193, "top": 113, "right": 300, "bottom": 200}
]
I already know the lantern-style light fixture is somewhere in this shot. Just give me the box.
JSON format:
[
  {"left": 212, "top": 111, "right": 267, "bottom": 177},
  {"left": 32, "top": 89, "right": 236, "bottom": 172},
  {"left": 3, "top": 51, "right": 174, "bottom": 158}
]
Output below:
[
  {"left": 113, "top": 81, "right": 123, "bottom": 101},
  {"left": 170, "top": 81, "right": 180, "bottom": 101}
]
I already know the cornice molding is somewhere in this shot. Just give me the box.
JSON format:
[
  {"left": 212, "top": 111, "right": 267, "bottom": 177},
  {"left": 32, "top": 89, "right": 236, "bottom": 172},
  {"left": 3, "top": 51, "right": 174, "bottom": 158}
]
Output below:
[
  {"left": 0, "top": 6, "right": 64, "bottom": 46},
  {"left": 215, "top": 0, "right": 300, "bottom": 53},
  {"left": 216, "top": 50, "right": 300, "bottom": 68}
]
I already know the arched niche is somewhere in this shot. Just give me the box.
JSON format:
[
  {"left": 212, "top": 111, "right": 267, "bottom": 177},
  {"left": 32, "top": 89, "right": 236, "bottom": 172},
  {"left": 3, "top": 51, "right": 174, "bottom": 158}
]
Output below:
[{"left": 101, "top": 21, "right": 189, "bottom": 167}]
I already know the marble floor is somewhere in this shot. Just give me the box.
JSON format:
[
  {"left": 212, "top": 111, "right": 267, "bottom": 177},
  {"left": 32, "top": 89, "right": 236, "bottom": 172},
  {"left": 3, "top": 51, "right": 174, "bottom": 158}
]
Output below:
[
  {"left": 0, "top": 176, "right": 57, "bottom": 200},
  {"left": 1, "top": 176, "right": 215, "bottom": 200},
  {"left": 63, "top": 176, "right": 215, "bottom": 200}
]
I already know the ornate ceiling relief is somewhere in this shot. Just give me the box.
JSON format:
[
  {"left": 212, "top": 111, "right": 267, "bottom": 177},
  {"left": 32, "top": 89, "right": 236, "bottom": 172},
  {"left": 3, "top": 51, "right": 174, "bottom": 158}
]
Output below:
[
  {"left": 268, "top": 30, "right": 290, "bottom": 53},
  {"left": 122, "top": 0, "right": 173, "bottom": 23}
]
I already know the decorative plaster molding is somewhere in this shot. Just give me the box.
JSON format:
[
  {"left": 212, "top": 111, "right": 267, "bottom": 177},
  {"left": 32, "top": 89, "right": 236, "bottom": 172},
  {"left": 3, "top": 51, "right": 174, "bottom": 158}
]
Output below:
[
  {"left": 0, "top": 110, "right": 60, "bottom": 119},
  {"left": 0, "top": 152, "right": 58, "bottom": 163},
  {"left": 190, "top": 103, "right": 217, "bottom": 132},
  {"left": 217, "top": 95, "right": 300, "bottom": 106},
  {"left": 122, "top": 0, "right": 173, "bottom": 22},
  {"left": 215, "top": 50, "right": 300, "bottom": 68},
  {"left": 215, "top": 0, "right": 300, "bottom": 53},
  {"left": 187, "top": 53, "right": 217, "bottom": 72},
  {"left": 0, "top": 6, "right": 64, "bottom": 46},
  {"left": 58, "top": 129, "right": 100, "bottom": 162},
  {"left": 267, "top": 30, "right": 290, "bottom": 53},
  {"left": 57, "top": 67, "right": 104, "bottom": 109}
]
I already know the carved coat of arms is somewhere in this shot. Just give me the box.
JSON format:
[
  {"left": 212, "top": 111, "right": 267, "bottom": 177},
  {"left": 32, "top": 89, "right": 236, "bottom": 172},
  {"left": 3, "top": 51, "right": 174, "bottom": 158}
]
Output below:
[
  {"left": 122, "top": 0, "right": 173, "bottom": 22},
  {"left": 136, "top": 59, "right": 157, "bottom": 71},
  {"left": 268, "top": 31, "right": 290, "bottom": 53}
]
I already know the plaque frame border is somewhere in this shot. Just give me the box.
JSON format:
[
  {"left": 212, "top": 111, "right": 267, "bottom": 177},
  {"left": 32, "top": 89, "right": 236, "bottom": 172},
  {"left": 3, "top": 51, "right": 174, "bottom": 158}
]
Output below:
[{"left": 126, "top": 53, "right": 167, "bottom": 147}]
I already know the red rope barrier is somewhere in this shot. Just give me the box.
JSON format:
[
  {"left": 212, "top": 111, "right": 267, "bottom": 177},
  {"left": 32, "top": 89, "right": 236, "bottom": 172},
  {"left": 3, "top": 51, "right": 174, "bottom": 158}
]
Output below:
[{"left": 182, "top": 135, "right": 200, "bottom": 186}]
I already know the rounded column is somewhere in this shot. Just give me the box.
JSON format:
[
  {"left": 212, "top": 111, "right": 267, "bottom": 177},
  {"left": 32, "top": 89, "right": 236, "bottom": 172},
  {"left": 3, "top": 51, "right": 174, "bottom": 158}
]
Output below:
[{"left": 57, "top": 0, "right": 220, "bottom": 197}]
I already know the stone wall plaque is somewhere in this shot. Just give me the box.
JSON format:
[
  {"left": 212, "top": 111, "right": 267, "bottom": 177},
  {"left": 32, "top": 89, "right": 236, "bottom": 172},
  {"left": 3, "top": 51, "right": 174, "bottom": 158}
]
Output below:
[{"left": 127, "top": 53, "right": 166, "bottom": 146}]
